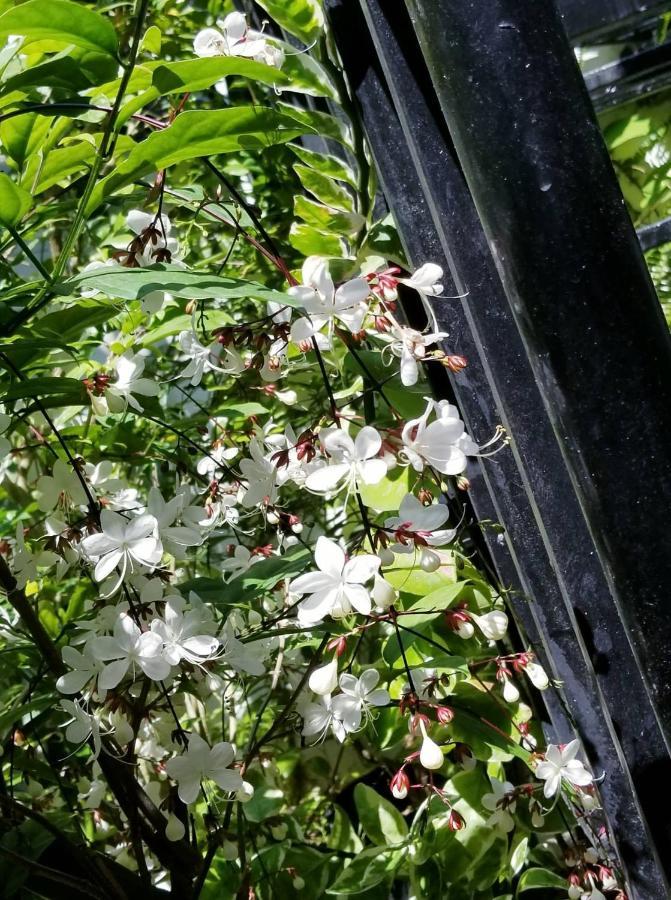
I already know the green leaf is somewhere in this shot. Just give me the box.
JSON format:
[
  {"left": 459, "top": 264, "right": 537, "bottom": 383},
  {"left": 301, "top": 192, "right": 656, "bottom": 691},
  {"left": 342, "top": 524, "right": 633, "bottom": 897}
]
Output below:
[
  {"left": 516, "top": 867, "right": 567, "bottom": 893},
  {"left": 294, "top": 163, "right": 356, "bottom": 211},
  {"left": 86, "top": 107, "right": 312, "bottom": 212},
  {"left": 291, "top": 144, "right": 358, "bottom": 187},
  {"left": 354, "top": 783, "right": 408, "bottom": 847},
  {"left": 401, "top": 582, "right": 465, "bottom": 629},
  {"left": 279, "top": 102, "right": 351, "bottom": 146},
  {"left": 254, "top": 0, "right": 324, "bottom": 44},
  {"left": 294, "top": 195, "right": 364, "bottom": 236},
  {"left": 325, "top": 805, "right": 363, "bottom": 854},
  {"left": 0, "top": 173, "right": 30, "bottom": 227},
  {"left": 56, "top": 264, "right": 294, "bottom": 307},
  {"left": 0, "top": 376, "right": 87, "bottom": 405},
  {"left": 22, "top": 140, "right": 95, "bottom": 194},
  {"left": 0, "top": 0, "right": 118, "bottom": 57},
  {"left": 326, "top": 846, "right": 402, "bottom": 895},
  {"left": 289, "top": 222, "right": 345, "bottom": 256},
  {"left": 1, "top": 46, "right": 117, "bottom": 93},
  {"left": 184, "top": 546, "right": 311, "bottom": 609},
  {"left": 358, "top": 466, "right": 411, "bottom": 512}
]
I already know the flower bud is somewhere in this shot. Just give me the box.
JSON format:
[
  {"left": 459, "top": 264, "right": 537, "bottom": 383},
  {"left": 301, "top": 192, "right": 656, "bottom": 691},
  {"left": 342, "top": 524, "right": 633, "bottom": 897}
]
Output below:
[
  {"left": 443, "top": 354, "right": 468, "bottom": 373},
  {"left": 447, "top": 809, "right": 465, "bottom": 831},
  {"left": 165, "top": 813, "right": 185, "bottom": 842},
  {"left": 568, "top": 885, "right": 582, "bottom": 900},
  {"left": 501, "top": 676, "right": 520, "bottom": 704},
  {"left": 293, "top": 877, "right": 306, "bottom": 890},
  {"left": 390, "top": 768, "right": 410, "bottom": 800},
  {"left": 377, "top": 547, "right": 395, "bottom": 567},
  {"left": 308, "top": 658, "right": 338, "bottom": 696},
  {"left": 436, "top": 706, "right": 454, "bottom": 725},
  {"left": 455, "top": 475, "right": 470, "bottom": 491},
  {"left": 524, "top": 661, "right": 549, "bottom": 690},
  {"left": 473, "top": 609, "right": 508, "bottom": 640},
  {"left": 373, "top": 574, "right": 397, "bottom": 610},
  {"left": 419, "top": 720, "right": 444, "bottom": 771},
  {"left": 236, "top": 780, "right": 254, "bottom": 803},
  {"left": 419, "top": 548, "right": 440, "bottom": 572}
]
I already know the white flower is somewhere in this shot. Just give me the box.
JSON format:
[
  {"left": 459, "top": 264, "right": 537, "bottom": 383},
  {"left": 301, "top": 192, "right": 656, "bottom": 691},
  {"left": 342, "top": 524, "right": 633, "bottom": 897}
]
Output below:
[
  {"left": 150, "top": 598, "right": 219, "bottom": 666},
  {"left": 92, "top": 613, "right": 171, "bottom": 689},
  {"left": 290, "top": 536, "right": 379, "bottom": 625},
  {"left": 57, "top": 643, "right": 104, "bottom": 694},
  {"left": 301, "top": 693, "right": 346, "bottom": 743},
  {"left": 289, "top": 257, "right": 371, "bottom": 339},
  {"left": 308, "top": 658, "right": 338, "bottom": 696},
  {"left": 400, "top": 263, "right": 443, "bottom": 298},
  {"left": 220, "top": 619, "right": 267, "bottom": 676},
  {"left": 401, "top": 398, "right": 477, "bottom": 476},
  {"left": 482, "top": 777, "right": 516, "bottom": 831},
  {"left": 500, "top": 675, "right": 520, "bottom": 703},
  {"left": 384, "top": 493, "right": 455, "bottom": 552},
  {"left": 386, "top": 325, "right": 448, "bottom": 387},
  {"left": 36, "top": 459, "right": 88, "bottom": 512},
  {"left": 165, "top": 813, "right": 186, "bottom": 842},
  {"left": 177, "top": 330, "right": 243, "bottom": 386},
  {"left": 106, "top": 352, "right": 159, "bottom": 414},
  {"left": 305, "top": 427, "right": 386, "bottom": 494},
  {"left": 239, "top": 440, "right": 278, "bottom": 509},
  {"left": 147, "top": 487, "right": 202, "bottom": 554},
  {"left": 165, "top": 732, "right": 242, "bottom": 805},
  {"left": 81, "top": 511, "right": 162, "bottom": 592},
  {"left": 220, "top": 545, "right": 262, "bottom": 579},
  {"left": 535, "top": 740, "right": 592, "bottom": 799},
  {"left": 332, "top": 669, "right": 389, "bottom": 733},
  {"left": 193, "top": 12, "right": 283, "bottom": 68},
  {"left": 61, "top": 699, "right": 101, "bottom": 758}
]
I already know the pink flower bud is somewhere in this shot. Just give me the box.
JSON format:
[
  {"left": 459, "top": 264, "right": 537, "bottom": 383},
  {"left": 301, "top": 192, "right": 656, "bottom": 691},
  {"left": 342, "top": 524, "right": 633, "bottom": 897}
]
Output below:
[
  {"left": 390, "top": 769, "right": 410, "bottom": 800},
  {"left": 436, "top": 706, "right": 454, "bottom": 725}
]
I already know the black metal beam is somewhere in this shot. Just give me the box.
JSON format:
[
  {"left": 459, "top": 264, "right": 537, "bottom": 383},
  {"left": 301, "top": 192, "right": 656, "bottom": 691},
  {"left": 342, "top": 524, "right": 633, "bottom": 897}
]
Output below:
[
  {"left": 638, "top": 213, "right": 671, "bottom": 250},
  {"left": 400, "top": 0, "right": 671, "bottom": 882},
  {"left": 584, "top": 37, "right": 671, "bottom": 108},
  {"left": 557, "top": 0, "right": 671, "bottom": 42},
  {"left": 325, "top": 0, "right": 671, "bottom": 896}
]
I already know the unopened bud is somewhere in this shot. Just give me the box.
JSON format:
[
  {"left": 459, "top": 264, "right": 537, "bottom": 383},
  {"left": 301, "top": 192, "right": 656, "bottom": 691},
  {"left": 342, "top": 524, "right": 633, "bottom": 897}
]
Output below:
[
  {"left": 165, "top": 813, "right": 185, "bottom": 842},
  {"left": 377, "top": 547, "right": 395, "bottom": 567},
  {"left": 443, "top": 354, "right": 468, "bottom": 373},
  {"left": 390, "top": 768, "right": 410, "bottom": 800},
  {"left": 185, "top": 300, "right": 197, "bottom": 315},
  {"left": 308, "top": 658, "right": 338, "bottom": 695},
  {"left": 419, "top": 720, "right": 444, "bottom": 770},
  {"left": 456, "top": 475, "right": 470, "bottom": 491},
  {"left": 447, "top": 809, "right": 465, "bottom": 831},
  {"left": 419, "top": 547, "right": 440, "bottom": 572},
  {"left": 436, "top": 706, "right": 454, "bottom": 725}
]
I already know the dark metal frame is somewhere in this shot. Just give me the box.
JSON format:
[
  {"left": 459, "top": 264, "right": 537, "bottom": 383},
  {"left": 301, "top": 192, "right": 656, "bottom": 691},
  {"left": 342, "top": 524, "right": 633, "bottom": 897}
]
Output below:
[{"left": 325, "top": 0, "right": 671, "bottom": 896}]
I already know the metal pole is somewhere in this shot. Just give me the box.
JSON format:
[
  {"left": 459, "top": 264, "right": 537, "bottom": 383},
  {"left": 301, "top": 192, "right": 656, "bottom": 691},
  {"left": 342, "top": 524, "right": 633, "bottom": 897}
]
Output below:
[{"left": 325, "top": 0, "right": 671, "bottom": 894}]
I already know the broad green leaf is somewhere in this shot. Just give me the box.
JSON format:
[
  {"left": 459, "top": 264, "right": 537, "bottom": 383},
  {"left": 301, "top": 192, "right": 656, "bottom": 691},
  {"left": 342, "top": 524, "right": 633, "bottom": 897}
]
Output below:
[
  {"left": 383, "top": 550, "right": 457, "bottom": 596},
  {"left": 184, "top": 546, "right": 311, "bottom": 610},
  {"left": 87, "top": 107, "right": 312, "bottom": 212},
  {"left": 294, "top": 163, "right": 356, "bottom": 211},
  {"left": 1, "top": 46, "right": 117, "bottom": 93},
  {"left": 255, "top": 0, "right": 324, "bottom": 44},
  {"left": 279, "top": 102, "right": 351, "bottom": 146},
  {"left": 289, "top": 222, "right": 345, "bottom": 256},
  {"left": 326, "top": 846, "right": 402, "bottom": 895},
  {"left": 401, "top": 582, "right": 465, "bottom": 629},
  {"left": 325, "top": 805, "right": 363, "bottom": 854},
  {"left": 22, "top": 140, "right": 94, "bottom": 193},
  {"left": 0, "top": 376, "right": 87, "bottom": 405},
  {"left": 354, "top": 783, "right": 408, "bottom": 847},
  {"left": 359, "top": 466, "right": 411, "bottom": 512},
  {"left": 0, "top": 172, "right": 30, "bottom": 226},
  {"left": 291, "top": 143, "right": 358, "bottom": 187},
  {"left": 56, "top": 264, "right": 294, "bottom": 307},
  {"left": 516, "top": 867, "right": 567, "bottom": 893},
  {"left": 0, "top": 0, "right": 118, "bottom": 57},
  {"left": 294, "top": 194, "right": 364, "bottom": 236}
]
